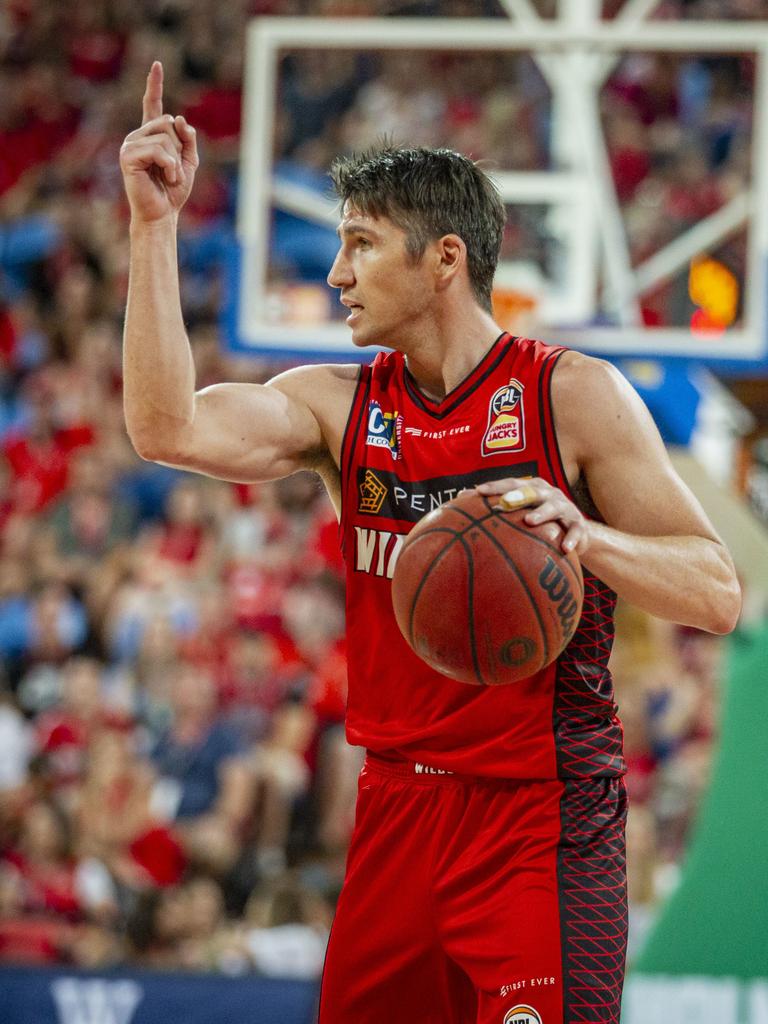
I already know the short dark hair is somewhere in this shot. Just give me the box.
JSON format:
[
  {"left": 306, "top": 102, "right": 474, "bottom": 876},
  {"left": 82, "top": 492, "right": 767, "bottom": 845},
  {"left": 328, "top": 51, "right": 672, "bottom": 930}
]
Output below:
[{"left": 330, "top": 145, "right": 506, "bottom": 313}]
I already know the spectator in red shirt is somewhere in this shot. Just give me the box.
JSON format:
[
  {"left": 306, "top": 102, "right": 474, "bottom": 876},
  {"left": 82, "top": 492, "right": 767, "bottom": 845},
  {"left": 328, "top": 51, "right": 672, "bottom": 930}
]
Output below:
[
  {"left": 182, "top": 51, "right": 242, "bottom": 151},
  {"left": 143, "top": 478, "right": 217, "bottom": 580},
  {"left": 35, "top": 656, "right": 105, "bottom": 797},
  {"left": 75, "top": 718, "right": 186, "bottom": 891},
  {"left": 2, "top": 378, "right": 94, "bottom": 514},
  {"left": 0, "top": 799, "right": 88, "bottom": 964}
]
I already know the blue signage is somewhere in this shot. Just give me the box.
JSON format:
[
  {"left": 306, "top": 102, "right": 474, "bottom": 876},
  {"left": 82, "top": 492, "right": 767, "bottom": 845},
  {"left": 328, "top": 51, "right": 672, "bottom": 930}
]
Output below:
[{"left": 0, "top": 965, "right": 319, "bottom": 1024}]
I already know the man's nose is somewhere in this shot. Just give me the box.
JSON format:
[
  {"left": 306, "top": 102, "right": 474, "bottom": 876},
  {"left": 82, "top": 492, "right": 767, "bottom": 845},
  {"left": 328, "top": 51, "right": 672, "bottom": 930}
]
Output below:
[{"left": 327, "top": 250, "right": 353, "bottom": 289}]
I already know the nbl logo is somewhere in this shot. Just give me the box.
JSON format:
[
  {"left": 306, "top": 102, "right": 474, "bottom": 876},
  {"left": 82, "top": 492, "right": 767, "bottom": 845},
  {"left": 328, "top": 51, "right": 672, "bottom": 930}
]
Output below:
[{"left": 503, "top": 1006, "right": 543, "bottom": 1024}]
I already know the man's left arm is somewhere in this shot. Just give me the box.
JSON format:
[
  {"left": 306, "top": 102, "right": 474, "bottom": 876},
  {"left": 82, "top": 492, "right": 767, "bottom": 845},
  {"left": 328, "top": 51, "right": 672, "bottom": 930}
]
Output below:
[{"left": 477, "top": 353, "right": 741, "bottom": 635}]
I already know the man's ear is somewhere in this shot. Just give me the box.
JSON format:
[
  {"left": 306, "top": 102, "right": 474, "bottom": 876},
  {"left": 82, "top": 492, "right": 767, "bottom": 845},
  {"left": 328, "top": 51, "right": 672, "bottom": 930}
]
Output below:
[{"left": 433, "top": 234, "right": 467, "bottom": 291}]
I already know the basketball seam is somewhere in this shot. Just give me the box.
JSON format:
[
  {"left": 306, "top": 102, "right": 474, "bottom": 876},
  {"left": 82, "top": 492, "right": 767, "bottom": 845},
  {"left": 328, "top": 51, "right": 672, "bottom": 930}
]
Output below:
[
  {"left": 412, "top": 502, "right": 577, "bottom": 573},
  {"left": 448, "top": 505, "right": 551, "bottom": 667},
  {"left": 402, "top": 529, "right": 485, "bottom": 686},
  {"left": 406, "top": 532, "right": 464, "bottom": 652},
  {"left": 407, "top": 507, "right": 583, "bottom": 602},
  {"left": 489, "top": 509, "right": 585, "bottom": 602},
  {"left": 460, "top": 533, "right": 485, "bottom": 686}
]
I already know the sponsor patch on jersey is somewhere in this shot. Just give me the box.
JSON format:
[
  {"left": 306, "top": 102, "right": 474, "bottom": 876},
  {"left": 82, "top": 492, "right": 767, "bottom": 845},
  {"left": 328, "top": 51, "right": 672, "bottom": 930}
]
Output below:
[
  {"left": 503, "top": 1006, "right": 543, "bottom": 1024},
  {"left": 366, "top": 400, "right": 402, "bottom": 460},
  {"left": 404, "top": 424, "right": 471, "bottom": 441},
  {"left": 482, "top": 380, "right": 526, "bottom": 456},
  {"left": 358, "top": 469, "right": 388, "bottom": 515},
  {"left": 354, "top": 462, "right": 538, "bottom": 522}
]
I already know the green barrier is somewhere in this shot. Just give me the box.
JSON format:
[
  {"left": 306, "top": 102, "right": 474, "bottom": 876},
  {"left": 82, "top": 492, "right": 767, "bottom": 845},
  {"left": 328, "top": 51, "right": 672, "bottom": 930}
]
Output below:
[{"left": 624, "top": 622, "right": 768, "bottom": 1024}]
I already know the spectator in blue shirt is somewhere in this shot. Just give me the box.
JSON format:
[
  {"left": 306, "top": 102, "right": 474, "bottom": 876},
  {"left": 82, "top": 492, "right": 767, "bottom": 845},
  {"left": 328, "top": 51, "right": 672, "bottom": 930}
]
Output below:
[{"left": 151, "top": 662, "right": 253, "bottom": 875}]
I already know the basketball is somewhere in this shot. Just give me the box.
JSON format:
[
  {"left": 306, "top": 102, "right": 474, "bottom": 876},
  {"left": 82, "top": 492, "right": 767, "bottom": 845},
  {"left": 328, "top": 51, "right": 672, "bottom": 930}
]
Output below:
[{"left": 391, "top": 490, "right": 584, "bottom": 686}]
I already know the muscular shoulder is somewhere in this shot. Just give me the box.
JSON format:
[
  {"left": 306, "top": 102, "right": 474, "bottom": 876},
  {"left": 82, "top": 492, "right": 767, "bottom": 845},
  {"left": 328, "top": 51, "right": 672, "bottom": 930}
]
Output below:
[
  {"left": 271, "top": 358, "right": 359, "bottom": 417},
  {"left": 551, "top": 350, "right": 629, "bottom": 408},
  {"left": 269, "top": 362, "right": 359, "bottom": 418},
  {"left": 268, "top": 362, "right": 361, "bottom": 471},
  {"left": 550, "top": 351, "right": 650, "bottom": 467},
  {"left": 268, "top": 362, "right": 360, "bottom": 403}
]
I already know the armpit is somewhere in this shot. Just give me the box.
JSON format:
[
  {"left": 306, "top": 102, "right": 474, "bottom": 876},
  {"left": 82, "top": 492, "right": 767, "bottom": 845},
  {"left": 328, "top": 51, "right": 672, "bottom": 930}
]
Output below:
[{"left": 571, "top": 472, "right": 605, "bottom": 522}]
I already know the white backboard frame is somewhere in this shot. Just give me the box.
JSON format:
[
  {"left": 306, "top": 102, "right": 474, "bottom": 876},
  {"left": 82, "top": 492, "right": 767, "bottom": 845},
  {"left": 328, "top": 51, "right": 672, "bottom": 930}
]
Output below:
[{"left": 238, "top": 16, "right": 768, "bottom": 361}]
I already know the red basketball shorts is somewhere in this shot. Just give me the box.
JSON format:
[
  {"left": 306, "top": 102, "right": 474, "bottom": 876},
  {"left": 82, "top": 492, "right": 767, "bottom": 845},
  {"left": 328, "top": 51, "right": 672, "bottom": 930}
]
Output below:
[{"left": 319, "top": 753, "right": 627, "bottom": 1024}]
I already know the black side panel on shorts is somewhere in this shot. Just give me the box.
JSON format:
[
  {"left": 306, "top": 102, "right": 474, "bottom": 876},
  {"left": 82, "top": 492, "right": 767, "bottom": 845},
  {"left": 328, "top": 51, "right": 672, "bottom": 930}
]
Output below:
[{"left": 557, "top": 777, "right": 628, "bottom": 1024}]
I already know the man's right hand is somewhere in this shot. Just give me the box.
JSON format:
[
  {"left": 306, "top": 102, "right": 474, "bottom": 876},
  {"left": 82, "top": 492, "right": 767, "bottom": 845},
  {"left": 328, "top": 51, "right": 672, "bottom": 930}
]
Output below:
[{"left": 120, "top": 61, "right": 199, "bottom": 225}]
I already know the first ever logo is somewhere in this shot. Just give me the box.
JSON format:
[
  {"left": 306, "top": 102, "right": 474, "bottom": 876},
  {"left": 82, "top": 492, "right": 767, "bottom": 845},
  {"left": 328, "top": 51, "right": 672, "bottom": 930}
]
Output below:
[{"left": 366, "top": 400, "right": 402, "bottom": 461}]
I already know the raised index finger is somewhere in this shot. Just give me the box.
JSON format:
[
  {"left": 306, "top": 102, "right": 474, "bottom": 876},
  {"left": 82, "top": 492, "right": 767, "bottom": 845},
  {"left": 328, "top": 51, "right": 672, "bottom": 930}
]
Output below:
[{"left": 142, "top": 61, "right": 164, "bottom": 125}]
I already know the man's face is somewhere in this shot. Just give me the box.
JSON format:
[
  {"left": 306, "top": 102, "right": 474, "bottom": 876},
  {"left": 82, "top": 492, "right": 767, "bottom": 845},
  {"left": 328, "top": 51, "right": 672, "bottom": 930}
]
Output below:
[{"left": 327, "top": 206, "right": 434, "bottom": 348}]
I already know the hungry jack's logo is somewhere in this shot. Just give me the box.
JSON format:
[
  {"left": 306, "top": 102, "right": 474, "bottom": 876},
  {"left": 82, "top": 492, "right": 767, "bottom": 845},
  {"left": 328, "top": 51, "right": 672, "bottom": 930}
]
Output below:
[{"left": 482, "top": 380, "right": 526, "bottom": 456}]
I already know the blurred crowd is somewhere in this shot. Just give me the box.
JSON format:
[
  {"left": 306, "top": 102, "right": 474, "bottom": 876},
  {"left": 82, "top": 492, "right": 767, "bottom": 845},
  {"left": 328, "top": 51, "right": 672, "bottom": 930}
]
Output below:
[
  {"left": 274, "top": 6, "right": 755, "bottom": 327},
  {"left": 0, "top": 0, "right": 746, "bottom": 978},
  {"left": 609, "top": 606, "right": 728, "bottom": 961}
]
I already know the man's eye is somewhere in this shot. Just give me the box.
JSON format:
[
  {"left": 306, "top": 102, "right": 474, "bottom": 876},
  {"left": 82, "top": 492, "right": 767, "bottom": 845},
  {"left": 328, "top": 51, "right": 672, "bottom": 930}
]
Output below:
[{"left": 356, "top": 238, "right": 370, "bottom": 249}]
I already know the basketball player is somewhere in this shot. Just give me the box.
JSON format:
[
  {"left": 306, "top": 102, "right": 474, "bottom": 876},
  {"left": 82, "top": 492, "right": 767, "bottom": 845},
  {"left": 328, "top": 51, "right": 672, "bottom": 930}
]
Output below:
[{"left": 120, "top": 62, "right": 740, "bottom": 1024}]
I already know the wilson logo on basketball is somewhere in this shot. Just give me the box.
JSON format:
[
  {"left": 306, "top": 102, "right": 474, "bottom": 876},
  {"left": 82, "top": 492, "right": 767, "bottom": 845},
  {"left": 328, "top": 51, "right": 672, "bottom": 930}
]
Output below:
[
  {"left": 498, "top": 637, "right": 536, "bottom": 668},
  {"left": 503, "top": 1006, "right": 543, "bottom": 1024},
  {"left": 538, "top": 556, "right": 579, "bottom": 639},
  {"left": 482, "top": 380, "right": 526, "bottom": 457}
]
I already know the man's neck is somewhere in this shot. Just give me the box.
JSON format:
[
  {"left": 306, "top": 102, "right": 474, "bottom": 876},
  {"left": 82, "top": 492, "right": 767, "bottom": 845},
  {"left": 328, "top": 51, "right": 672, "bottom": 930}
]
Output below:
[{"left": 402, "top": 308, "right": 502, "bottom": 401}]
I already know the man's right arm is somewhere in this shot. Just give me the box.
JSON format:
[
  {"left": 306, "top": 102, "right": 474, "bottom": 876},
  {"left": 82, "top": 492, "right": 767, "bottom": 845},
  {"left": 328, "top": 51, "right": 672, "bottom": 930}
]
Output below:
[
  {"left": 124, "top": 219, "right": 343, "bottom": 482},
  {"left": 121, "top": 62, "right": 348, "bottom": 484}
]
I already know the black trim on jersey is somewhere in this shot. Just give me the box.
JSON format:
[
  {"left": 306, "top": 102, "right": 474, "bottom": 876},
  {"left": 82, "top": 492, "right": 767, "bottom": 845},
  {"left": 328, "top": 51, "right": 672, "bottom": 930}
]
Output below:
[
  {"left": 546, "top": 351, "right": 582, "bottom": 505},
  {"left": 403, "top": 333, "right": 514, "bottom": 420},
  {"left": 339, "top": 366, "right": 369, "bottom": 555},
  {"left": 539, "top": 347, "right": 588, "bottom": 511},
  {"left": 339, "top": 365, "right": 366, "bottom": 488},
  {"left": 537, "top": 348, "right": 566, "bottom": 487}
]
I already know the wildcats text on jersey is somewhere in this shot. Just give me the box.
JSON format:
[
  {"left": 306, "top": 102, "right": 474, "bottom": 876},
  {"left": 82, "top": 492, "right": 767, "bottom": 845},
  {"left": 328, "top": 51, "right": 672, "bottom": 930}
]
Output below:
[
  {"left": 353, "top": 527, "right": 404, "bottom": 578},
  {"left": 356, "top": 463, "right": 538, "bottom": 522}
]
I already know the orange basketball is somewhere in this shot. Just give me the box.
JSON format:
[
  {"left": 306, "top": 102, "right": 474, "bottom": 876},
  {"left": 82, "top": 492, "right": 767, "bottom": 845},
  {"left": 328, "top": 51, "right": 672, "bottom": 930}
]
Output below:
[{"left": 391, "top": 490, "right": 584, "bottom": 686}]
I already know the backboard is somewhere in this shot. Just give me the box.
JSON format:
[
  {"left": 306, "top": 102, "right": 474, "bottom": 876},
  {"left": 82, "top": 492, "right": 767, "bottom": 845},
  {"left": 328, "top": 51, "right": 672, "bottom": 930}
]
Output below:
[{"left": 234, "top": 12, "right": 768, "bottom": 365}]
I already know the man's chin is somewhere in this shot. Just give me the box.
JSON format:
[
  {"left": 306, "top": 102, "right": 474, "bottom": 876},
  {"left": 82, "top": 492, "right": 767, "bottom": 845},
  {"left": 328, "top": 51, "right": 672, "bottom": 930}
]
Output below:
[{"left": 348, "top": 323, "right": 380, "bottom": 348}]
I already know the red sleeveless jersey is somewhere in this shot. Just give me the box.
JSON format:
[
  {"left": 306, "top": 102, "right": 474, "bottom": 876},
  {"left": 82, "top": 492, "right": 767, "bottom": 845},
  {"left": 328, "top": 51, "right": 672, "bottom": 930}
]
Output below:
[{"left": 339, "top": 333, "right": 624, "bottom": 779}]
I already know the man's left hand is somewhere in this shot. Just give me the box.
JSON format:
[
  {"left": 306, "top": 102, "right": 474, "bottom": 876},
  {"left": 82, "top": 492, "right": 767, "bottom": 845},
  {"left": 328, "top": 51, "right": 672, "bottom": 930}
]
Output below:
[{"left": 476, "top": 477, "right": 590, "bottom": 556}]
